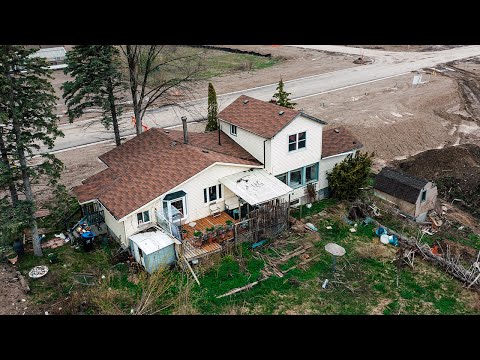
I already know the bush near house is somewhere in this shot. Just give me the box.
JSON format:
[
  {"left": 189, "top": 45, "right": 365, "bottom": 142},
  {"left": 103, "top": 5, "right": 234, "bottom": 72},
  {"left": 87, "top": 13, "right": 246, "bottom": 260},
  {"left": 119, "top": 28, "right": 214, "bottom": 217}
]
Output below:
[{"left": 327, "top": 152, "right": 374, "bottom": 201}]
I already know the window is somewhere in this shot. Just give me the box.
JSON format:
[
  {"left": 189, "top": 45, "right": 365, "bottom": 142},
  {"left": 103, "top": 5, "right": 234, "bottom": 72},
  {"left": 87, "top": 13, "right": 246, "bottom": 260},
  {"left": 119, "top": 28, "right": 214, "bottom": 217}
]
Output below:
[
  {"left": 289, "top": 134, "right": 297, "bottom": 152},
  {"left": 204, "top": 184, "right": 223, "bottom": 203},
  {"left": 230, "top": 124, "right": 237, "bottom": 136},
  {"left": 289, "top": 168, "right": 303, "bottom": 188},
  {"left": 163, "top": 191, "right": 188, "bottom": 224},
  {"left": 137, "top": 210, "right": 150, "bottom": 225},
  {"left": 298, "top": 131, "right": 306, "bottom": 149},
  {"left": 288, "top": 131, "right": 306, "bottom": 152},
  {"left": 305, "top": 163, "right": 318, "bottom": 183},
  {"left": 138, "top": 248, "right": 143, "bottom": 258},
  {"left": 277, "top": 162, "right": 319, "bottom": 188},
  {"left": 276, "top": 173, "right": 287, "bottom": 184},
  {"left": 421, "top": 190, "right": 427, "bottom": 202}
]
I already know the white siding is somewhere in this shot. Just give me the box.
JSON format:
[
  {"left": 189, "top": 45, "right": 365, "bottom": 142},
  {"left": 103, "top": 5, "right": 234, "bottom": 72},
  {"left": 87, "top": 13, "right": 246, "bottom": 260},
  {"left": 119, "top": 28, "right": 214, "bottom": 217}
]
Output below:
[
  {"left": 264, "top": 139, "right": 272, "bottom": 173},
  {"left": 318, "top": 151, "right": 358, "bottom": 189},
  {"left": 122, "top": 163, "right": 260, "bottom": 240},
  {"left": 99, "top": 202, "right": 127, "bottom": 246},
  {"left": 270, "top": 115, "right": 323, "bottom": 176},
  {"left": 219, "top": 120, "right": 266, "bottom": 164}
]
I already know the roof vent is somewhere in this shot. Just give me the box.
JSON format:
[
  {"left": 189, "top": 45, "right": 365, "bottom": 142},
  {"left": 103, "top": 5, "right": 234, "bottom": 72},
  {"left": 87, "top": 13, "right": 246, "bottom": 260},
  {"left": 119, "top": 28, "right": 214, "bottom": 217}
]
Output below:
[
  {"left": 334, "top": 129, "right": 340, "bottom": 133},
  {"left": 353, "top": 141, "right": 356, "bottom": 144},
  {"left": 171, "top": 141, "right": 177, "bottom": 147},
  {"left": 164, "top": 129, "right": 170, "bottom": 133},
  {"left": 279, "top": 111, "right": 284, "bottom": 115},
  {"left": 243, "top": 99, "right": 249, "bottom": 104},
  {"left": 202, "top": 149, "right": 209, "bottom": 153}
]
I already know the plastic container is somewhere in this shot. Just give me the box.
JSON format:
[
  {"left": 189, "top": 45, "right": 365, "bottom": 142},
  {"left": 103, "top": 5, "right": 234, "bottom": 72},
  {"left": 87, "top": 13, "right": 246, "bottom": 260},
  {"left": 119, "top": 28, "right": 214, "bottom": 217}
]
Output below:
[
  {"left": 13, "top": 240, "right": 25, "bottom": 256},
  {"left": 81, "top": 231, "right": 95, "bottom": 251}
]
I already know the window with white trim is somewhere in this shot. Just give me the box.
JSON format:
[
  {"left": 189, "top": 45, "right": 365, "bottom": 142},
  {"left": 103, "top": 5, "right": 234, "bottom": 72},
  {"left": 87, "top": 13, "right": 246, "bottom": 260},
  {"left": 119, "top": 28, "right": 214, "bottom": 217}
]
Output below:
[
  {"left": 230, "top": 124, "right": 237, "bottom": 136},
  {"left": 137, "top": 210, "right": 150, "bottom": 225},
  {"left": 288, "top": 131, "right": 306, "bottom": 152},
  {"left": 204, "top": 184, "right": 222, "bottom": 203}
]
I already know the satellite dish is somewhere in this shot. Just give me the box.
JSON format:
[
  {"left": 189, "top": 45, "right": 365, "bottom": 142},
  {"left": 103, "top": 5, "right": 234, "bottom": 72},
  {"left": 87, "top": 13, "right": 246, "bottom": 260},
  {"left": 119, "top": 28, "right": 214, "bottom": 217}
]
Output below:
[
  {"left": 324, "top": 243, "right": 346, "bottom": 257},
  {"left": 324, "top": 243, "right": 346, "bottom": 273}
]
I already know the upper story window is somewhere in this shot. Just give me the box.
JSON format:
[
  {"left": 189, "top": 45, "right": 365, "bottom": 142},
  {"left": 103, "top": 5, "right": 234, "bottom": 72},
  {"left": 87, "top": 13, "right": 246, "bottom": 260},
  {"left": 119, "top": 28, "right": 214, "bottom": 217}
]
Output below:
[
  {"left": 137, "top": 210, "right": 150, "bottom": 225},
  {"left": 204, "top": 184, "right": 223, "bottom": 203},
  {"left": 230, "top": 124, "right": 237, "bottom": 136},
  {"left": 288, "top": 131, "right": 306, "bottom": 152}
]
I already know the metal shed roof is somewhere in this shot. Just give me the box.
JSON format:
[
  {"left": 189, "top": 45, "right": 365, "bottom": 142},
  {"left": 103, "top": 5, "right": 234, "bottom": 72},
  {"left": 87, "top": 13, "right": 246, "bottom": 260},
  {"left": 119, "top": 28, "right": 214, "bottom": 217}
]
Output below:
[
  {"left": 219, "top": 168, "right": 293, "bottom": 206},
  {"left": 129, "top": 228, "right": 177, "bottom": 256}
]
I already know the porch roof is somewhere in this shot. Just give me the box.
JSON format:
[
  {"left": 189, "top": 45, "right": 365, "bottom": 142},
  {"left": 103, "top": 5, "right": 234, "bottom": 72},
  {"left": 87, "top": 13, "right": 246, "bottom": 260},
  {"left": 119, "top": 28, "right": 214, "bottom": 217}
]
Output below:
[{"left": 219, "top": 168, "right": 293, "bottom": 206}]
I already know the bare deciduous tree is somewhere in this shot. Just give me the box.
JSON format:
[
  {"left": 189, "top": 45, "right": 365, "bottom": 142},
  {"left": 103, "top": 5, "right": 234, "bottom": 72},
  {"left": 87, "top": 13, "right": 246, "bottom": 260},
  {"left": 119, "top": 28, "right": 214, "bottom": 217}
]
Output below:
[{"left": 121, "top": 45, "right": 203, "bottom": 135}]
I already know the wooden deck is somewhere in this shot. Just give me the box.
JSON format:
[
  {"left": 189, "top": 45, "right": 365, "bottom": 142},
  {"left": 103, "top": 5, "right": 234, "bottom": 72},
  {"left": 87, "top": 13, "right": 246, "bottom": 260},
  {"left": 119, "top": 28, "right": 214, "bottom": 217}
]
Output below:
[{"left": 181, "top": 212, "right": 238, "bottom": 261}]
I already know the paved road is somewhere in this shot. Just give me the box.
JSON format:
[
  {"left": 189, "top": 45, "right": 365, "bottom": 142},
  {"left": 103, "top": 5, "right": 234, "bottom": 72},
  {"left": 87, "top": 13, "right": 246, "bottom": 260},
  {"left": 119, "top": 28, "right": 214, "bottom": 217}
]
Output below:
[{"left": 44, "top": 45, "right": 480, "bottom": 154}]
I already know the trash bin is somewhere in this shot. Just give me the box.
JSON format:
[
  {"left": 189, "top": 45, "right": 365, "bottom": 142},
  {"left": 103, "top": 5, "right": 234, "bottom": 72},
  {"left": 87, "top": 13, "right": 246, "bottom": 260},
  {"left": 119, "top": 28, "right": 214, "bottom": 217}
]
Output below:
[{"left": 81, "top": 231, "right": 95, "bottom": 252}]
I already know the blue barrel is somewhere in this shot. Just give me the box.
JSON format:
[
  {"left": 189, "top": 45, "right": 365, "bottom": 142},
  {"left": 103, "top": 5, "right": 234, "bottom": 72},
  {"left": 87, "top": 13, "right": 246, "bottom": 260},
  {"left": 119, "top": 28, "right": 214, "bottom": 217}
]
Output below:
[{"left": 81, "top": 231, "right": 95, "bottom": 251}]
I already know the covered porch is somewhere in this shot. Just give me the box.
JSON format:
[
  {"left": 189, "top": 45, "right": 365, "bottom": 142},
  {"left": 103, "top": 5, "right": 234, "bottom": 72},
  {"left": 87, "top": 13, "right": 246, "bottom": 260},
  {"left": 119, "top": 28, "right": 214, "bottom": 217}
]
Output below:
[{"left": 219, "top": 168, "right": 294, "bottom": 215}]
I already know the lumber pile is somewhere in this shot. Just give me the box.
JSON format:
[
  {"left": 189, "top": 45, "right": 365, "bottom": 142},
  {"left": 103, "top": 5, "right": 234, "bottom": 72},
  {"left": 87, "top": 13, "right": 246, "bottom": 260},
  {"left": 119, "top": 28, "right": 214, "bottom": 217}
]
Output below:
[{"left": 376, "top": 221, "right": 480, "bottom": 291}]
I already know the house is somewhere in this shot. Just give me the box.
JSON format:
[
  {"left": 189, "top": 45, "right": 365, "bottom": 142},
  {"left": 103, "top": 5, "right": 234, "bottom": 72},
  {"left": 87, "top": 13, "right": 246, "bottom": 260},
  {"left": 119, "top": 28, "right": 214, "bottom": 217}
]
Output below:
[
  {"left": 72, "top": 95, "right": 362, "bottom": 267},
  {"left": 373, "top": 167, "right": 437, "bottom": 222}
]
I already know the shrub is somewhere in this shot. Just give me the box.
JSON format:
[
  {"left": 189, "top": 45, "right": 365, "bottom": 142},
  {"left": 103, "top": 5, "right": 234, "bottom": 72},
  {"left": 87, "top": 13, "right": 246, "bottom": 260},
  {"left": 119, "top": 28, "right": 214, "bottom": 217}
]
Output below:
[{"left": 326, "top": 151, "right": 374, "bottom": 201}]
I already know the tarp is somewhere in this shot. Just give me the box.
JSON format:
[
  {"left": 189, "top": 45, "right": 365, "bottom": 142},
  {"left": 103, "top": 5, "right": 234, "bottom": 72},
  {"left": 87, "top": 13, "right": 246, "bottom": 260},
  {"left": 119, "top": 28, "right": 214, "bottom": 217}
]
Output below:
[{"left": 219, "top": 168, "right": 293, "bottom": 206}]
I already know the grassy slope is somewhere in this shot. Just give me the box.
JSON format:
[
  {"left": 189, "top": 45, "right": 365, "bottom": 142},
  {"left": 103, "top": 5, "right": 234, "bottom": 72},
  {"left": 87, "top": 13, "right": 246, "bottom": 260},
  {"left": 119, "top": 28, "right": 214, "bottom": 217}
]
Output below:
[
  {"left": 188, "top": 203, "right": 479, "bottom": 315},
  {"left": 18, "top": 201, "right": 479, "bottom": 315}
]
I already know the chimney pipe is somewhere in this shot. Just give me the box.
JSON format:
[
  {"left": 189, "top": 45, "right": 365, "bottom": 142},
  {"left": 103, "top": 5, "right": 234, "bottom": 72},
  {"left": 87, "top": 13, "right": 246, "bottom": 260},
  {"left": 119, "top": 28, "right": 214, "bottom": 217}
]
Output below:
[{"left": 181, "top": 116, "right": 188, "bottom": 144}]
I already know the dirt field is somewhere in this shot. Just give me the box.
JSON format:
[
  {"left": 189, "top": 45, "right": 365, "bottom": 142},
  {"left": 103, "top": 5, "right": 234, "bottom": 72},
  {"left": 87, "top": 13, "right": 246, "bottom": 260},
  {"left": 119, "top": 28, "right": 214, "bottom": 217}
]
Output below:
[
  {"left": 348, "top": 45, "right": 463, "bottom": 52},
  {"left": 295, "top": 64, "right": 480, "bottom": 168},
  {"left": 0, "top": 265, "right": 31, "bottom": 315},
  {"left": 392, "top": 144, "right": 480, "bottom": 220},
  {"left": 201, "top": 45, "right": 359, "bottom": 94}
]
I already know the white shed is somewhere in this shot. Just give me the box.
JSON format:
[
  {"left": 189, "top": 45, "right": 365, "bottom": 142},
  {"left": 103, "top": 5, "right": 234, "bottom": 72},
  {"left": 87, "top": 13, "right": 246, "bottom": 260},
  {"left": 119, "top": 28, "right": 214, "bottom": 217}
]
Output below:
[{"left": 129, "top": 228, "right": 180, "bottom": 273}]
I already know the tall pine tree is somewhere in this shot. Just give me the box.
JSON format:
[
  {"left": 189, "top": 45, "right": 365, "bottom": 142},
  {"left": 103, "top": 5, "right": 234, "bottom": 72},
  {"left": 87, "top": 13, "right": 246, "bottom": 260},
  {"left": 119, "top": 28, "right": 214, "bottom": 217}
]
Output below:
[
  {"left": 0, "top": 45, "right": 64, "bottom": 256},
  {"left": 272, "top": 78, "right": 296, "bottom": 109},
  {"left": 205, "top": 82, "right": 218, "bottom": 131},
  {"left": 63, "top": 45, "right": 125, "bottom": 146}
]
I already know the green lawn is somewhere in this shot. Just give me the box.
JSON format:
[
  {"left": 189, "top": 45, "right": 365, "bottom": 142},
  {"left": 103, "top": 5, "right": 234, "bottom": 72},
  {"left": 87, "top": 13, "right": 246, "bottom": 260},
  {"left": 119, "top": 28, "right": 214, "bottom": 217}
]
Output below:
[
  {"left": 18, "top": 200, "right": 480, "bottom": 315},
  {"left": 185, "top": 202, "right": 479, "bottom": 315}
]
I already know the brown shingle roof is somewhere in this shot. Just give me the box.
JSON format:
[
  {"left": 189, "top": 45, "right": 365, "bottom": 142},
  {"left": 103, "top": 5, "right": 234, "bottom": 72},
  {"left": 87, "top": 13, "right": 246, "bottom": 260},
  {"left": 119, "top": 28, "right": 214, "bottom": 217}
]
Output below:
[
  {"left": 321, "top": 127, "right": 363, "bottom": 158},
  {"left": 74, "top": 128, "right": 259, "bottom": 220},
  {"left": 219, "top": 95, "right": 326, "bottom": 139},
  {"left": 72, "top": 168, "right": 121, "bottom": 204},
  {"left": 164, "top": 129, "right": 258, "bottom": 162}
]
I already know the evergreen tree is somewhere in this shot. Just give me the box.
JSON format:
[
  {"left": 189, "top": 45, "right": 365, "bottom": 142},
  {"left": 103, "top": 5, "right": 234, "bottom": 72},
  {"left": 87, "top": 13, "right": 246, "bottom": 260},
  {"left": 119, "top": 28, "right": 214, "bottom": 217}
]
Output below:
[
  {"left": 326, "top": 151, "right": 374, "bottom": 201},
  {"left": 205, "top": 82, "right": 218, "bottom": 131},
  {"left": 0, "top": 45, "right": 64, "bottom": 256},
  {"left": 272, "top": 78, "right": 296, "bottom": 109},
  {"left": 63, "top": 45, "right": 125, "bottom": 146},
  {"left": 0, "top": 113, "right": 18, "bottom": 205}
]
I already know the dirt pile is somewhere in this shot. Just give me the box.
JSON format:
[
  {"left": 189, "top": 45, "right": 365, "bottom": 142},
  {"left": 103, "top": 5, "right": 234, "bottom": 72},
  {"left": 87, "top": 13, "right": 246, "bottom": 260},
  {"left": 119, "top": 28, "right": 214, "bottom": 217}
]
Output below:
[{"left": 393, "top": 144, "right": 480, "bottom": 218}]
